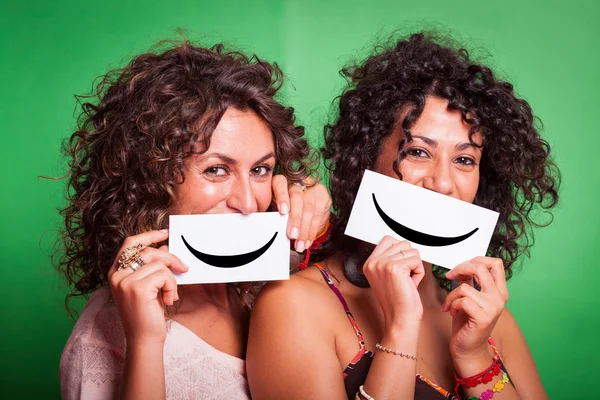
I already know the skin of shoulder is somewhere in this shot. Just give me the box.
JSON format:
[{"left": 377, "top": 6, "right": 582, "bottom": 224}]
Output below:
[
  {"left": 251, "top": 266, "right": 333, "bottom": 335},
  {"left": 246, "top": 266, "right": 350, "bottom": 399},
  {"left": 491, "top": 308, "right": 548, "bottom": 399}
]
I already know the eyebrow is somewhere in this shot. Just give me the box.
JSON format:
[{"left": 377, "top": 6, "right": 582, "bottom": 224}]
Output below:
[
  {"left": 455, "top": 142, "right": 480, "bottom": 151},
  {"left": 411, "top": 135, "right": 437, "bottom": 147},
  {"left": 411, "top": 135, "right": 479, "bottom": 152},
  {"left": 201, "top": 151, "right": 276, "bottom": 165}
]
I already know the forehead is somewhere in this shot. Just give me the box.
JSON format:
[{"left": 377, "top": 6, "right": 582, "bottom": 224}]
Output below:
[
  {"left": 410, "top": 97, "right": 473, "bottom": 139},
  {"left": 211, "top": 108, "right": 274, "bottom": 146},
  {"left": 192, "top": 108, "right": 275, "bottom": 155}
]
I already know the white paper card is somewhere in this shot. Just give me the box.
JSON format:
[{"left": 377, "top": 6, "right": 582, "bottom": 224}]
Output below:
[
  {"left": 345, "top": 170, "right": 499, "bottom": 269},
  {"left": 169, "top": 212, "right": 289, "bottom": 284}
]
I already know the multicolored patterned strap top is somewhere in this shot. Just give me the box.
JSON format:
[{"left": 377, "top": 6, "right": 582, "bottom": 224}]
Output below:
[{"left": 314, "top": 263, "right": 509, "bottom": 400}]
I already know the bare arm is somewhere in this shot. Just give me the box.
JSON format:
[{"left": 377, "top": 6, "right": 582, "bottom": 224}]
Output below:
[
  {"left": 247, "top": 278, "right": 348, "bottom": 399},
  {"left": 444, "top": 258, "right": 546, "bottom": 399},
  {"left": 108, "top": 230, "right": 188, "bottom": 400},
  {"left": 448, "top": 309, "right": 546, "bottom": 399},
  {"left": 248, "top": 237, "right": 424, "bottom": 400},
  {"left": 361, "top": 323, "right": 420, "bottom": 399},
  {"left": 495, "top": 309, "right": 547, "bottom": 399},
  {"left": 120, "top": 342, "right": 165, "bottom": 400}
]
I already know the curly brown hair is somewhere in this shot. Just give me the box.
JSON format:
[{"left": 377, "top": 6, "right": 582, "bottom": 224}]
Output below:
[
  {"left": 56, "top": 41, "right": 313, "bottom": 310},
  {"left": 315, "top": 32, "right": 560, "bottom": 288}
]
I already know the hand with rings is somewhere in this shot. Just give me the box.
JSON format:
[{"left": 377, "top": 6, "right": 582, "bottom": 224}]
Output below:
[
  {"left": 108, "top": 229, "right": 188, "bottom": 346},
  {"left": 362, "top": 235, "right": 425, "bottom": 332},
  {"left": 117, "top": 243, "right": 146, "bottom": 271}
]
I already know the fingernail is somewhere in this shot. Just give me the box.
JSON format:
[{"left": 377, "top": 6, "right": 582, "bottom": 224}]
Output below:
[
  {"left": 280, "top": 202, "right": 289, "bottom": 214},
  {"left": 290, "top": 227, "right": 299, "bottom": 239},
  {"left": 296, "top": 241, "right": 305, "bottom": 253},
  {"left": 306, "top": 240, "right": 312, "bottom": 249},
  {"left": 160, "top": 229, "right": 168, "bottom": 233}
]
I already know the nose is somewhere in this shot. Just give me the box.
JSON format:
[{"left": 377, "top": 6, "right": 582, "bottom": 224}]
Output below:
[
  {"left": 422, "top": 160, "right": 455, "bottom": 197},
  {"left": 227, "top": 176, "right": 258, "bottom": 215}
]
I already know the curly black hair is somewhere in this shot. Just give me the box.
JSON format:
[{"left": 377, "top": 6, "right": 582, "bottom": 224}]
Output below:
[
  {"left": 55, "top": 40, "right": 313, "bottom": 311},
  {"left": 315, "top": 32, "right": 560, "bottom": 288}
]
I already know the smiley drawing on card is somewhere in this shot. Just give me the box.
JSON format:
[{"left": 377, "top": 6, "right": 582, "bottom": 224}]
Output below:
[
  {"left": 180, "top": 232, "right": 279, "bottom": 268},
  {"left": 371, "top": 193, "right": 479, "bottom": 247},
  {"left": 345, "top": 170, "right": 499, "bottom": 269},
  {"left": 169, "top": 212, "right": 289, "bottom": 284}
]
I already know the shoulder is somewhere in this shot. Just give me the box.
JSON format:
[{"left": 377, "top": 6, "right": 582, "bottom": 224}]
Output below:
[
  {"left": 251, "top": 264, "right": 343, "bottom": 337},
  {"left": 260, "top": 264, "right": 329, "bottom": 294},
  {"left": 255, "top": 265, "right": 338, "bottom": 315},
  {"left": 60, "top": 287, "right": 126, "bottom": 399},
  {"left": 247, "top": 264, "right": 349, "bottom": 397},
  {"left": 63, "top": 287, "right": 125, "bottom": 351}
]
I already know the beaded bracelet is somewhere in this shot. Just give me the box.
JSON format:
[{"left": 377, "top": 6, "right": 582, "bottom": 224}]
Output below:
[
  {"left": 465, "top": 372, "right": 510, "bottom": 400},
  {"left": 358, "top": 385, "right": 375, "bottom": 400},
  {"left": 375, "top": 342, "right": 417, "bottom": 360}
]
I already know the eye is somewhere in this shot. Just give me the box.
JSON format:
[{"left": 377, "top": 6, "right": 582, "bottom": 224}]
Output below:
[
  {"left": 250, "top": 165, "right": 274, "bottom": 177},
  {"left": 455, "top": 156, "right": 477, "bottom": 166},
  {"left": 405, "top": 148, "right": 430, "bottom": 159},
  {"left": 204, "top": 165, "right": 229, "bottom": 177}
]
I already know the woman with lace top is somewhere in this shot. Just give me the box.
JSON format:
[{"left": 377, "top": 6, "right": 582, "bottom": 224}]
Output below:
[
  {"left": 57, "top": 41, "right": 331, "bottom": 400},
  {"left": 247, "top": 32, "right": 559, "bottom": 399}
]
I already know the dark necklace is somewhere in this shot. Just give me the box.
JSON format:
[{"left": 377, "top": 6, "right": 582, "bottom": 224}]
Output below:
[{"left": 343, "top": 253, "right": 371, "bottom": 288}]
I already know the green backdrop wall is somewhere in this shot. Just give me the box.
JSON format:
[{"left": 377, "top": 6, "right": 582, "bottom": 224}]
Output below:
[{"left": 1, "top": 0, "right": 598, "bottom": 398}]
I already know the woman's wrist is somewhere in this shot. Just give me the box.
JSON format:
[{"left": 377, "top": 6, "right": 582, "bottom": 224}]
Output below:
[
  {"left": 451, "top": 346, "right": 493, "bottom": 378},
  {"left": 122, "top": 335, "right": 166, "bottom": 400},
  {"left": 383, "top": 317, "right": 421, "bottom": 343},
  {"left": 126, "top": 336, "right": 167, "bottom": 352},
  {"left": 386, "top": 311, "right": 422, "bottom": 332}
]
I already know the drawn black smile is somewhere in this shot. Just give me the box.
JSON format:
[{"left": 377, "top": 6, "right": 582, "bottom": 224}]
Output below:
[
  {"left": 372, "top": 193, "right": 478, "bottom": 247},
  {"left": 181, "top": 232, "right": 278, "bottom": 268}
]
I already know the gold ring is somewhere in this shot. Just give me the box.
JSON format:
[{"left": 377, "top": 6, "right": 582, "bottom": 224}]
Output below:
[{"left": 117, "top": 243, "right": 146, "bottom": 271}]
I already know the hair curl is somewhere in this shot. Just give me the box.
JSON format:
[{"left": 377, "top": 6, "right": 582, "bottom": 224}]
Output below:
[
  {"left": 315, "top": 32, "right": 560, "bottom": 288},
  {"left": 56, "top": 41, "right": 312, "bottom": 310}
]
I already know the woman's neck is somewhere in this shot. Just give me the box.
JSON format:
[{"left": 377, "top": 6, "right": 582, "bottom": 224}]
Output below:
[{"left": 179, "top": 283, "right": 235, "bottom": 311}]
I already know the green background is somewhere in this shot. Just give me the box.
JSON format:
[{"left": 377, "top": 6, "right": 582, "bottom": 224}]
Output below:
[{"left": 1, "top": 0, "right": 598, "bottom": 398}]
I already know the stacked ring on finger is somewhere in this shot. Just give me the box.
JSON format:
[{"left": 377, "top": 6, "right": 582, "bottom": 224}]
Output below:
[
  {"left": 127, "top": 257, "right": 145, "bottom": 271},
  {"left": 117, "top": 243, "right": 146, "bottom": 271}
]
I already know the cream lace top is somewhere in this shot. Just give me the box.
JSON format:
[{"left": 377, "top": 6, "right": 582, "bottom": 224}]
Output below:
[{"left": 59, "top": 287, "right": 249, "bottom": 400}]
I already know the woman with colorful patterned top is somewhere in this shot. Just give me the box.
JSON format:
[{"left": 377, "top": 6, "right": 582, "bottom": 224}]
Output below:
[{"left": 247, "top": 32, "right": 559, "bottom": 399}]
